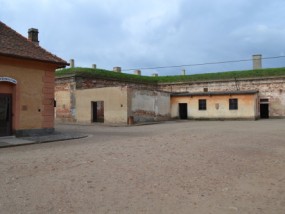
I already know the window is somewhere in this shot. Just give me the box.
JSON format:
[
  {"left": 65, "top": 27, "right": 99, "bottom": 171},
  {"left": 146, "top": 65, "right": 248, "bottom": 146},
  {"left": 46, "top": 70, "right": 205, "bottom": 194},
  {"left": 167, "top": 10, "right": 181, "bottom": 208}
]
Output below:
[
  {"left": 260, "top": 98, "right": 269, "bottom": 103},
  {"left": 199, "top": 99, "right": 207, "bottom": 110},
  {"left": 229, "top": 98, "right": 238, "bottom": 110}
]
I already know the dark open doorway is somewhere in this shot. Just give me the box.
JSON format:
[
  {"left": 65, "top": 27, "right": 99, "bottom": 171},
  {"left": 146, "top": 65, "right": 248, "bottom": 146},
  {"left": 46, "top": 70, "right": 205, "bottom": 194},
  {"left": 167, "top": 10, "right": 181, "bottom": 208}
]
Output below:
[
  {"left": 92, "top": 101, "right": 104, "bottom": 122},
  {"left": 179, "top": 103, "right": 188, "bottom": 119},
  {"left": 260, "top": 103, "right": 269, "bottom": 119},
  {"left": 260, "top": 98, "right": 269, "bottom": 119},
  {"left": 0, "top": 94, "right": 12, "bottom": 136}
]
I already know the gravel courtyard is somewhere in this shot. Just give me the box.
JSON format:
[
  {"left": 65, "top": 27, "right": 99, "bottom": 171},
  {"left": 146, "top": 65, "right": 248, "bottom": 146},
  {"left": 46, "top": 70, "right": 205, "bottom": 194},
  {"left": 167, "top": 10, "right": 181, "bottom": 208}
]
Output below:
[{"left": 0, "top": 120, "right": 285, "bottom": 214}]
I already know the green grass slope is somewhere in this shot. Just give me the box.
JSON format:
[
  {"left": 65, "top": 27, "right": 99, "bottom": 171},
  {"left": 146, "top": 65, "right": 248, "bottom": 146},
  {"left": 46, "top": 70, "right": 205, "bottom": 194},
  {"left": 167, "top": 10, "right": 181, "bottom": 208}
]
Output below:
[{"left": 56, "top": 67, "right": 285, "bottom": 84}]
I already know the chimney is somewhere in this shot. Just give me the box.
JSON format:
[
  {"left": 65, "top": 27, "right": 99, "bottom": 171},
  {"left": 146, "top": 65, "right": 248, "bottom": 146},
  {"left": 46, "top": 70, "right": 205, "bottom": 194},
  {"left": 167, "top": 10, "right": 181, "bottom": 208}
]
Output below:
[
  {"left": 70, "top": 59, "right": 75, "bottom": 68},
  {"left": 252, "top": 54, "right": 262, "bottom": 70},
  {"left": 113, "top": 67, "right": 122, "bottom": 73},
  {"left": 28, "top": 28, "right": 39, "bottom": 45},
  {"left": 134, "top": 70, "right": 141, "bottom": 75},
  {"left": 92, "top": 64, "right": 97, "bottom": 69}
]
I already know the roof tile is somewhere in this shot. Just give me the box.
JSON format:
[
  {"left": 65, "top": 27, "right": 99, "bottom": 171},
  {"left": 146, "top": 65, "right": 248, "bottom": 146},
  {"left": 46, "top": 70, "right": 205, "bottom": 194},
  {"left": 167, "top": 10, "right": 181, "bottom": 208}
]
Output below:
[{"left": 0, "top": 21, "right": 68, "bottom": 67}]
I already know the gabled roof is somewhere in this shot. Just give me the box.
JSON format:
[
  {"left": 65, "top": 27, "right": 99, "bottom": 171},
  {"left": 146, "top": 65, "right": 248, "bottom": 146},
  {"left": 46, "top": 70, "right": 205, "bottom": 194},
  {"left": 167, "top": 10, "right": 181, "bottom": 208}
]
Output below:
[{"left": 0, "top": 21, "right": 68, "bottom": 67}]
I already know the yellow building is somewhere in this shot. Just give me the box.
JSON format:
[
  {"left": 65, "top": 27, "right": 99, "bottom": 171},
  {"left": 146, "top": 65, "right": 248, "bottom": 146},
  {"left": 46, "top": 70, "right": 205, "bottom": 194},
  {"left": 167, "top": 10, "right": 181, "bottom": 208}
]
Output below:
[
  {"left": 0, "top": 21, "right": 68, "bottom": 136},
  {"left": 171, "top": 91, "right": 259, "bottom": 120}
]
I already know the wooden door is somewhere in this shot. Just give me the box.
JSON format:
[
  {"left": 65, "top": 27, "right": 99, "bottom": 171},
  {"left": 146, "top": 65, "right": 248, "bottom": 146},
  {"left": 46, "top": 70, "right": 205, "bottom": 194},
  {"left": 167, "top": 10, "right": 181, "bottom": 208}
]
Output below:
[{"left": 0, "top": 94, "right": 12, "bottom": 136}]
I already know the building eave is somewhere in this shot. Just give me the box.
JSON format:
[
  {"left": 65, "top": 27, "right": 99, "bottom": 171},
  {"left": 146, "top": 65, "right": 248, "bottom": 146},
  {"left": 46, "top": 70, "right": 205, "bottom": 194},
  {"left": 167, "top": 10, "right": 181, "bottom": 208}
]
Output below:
[
  {"left": 0, "top": 53, "right": 69, "bottom": 68},
  {"left": 171, "top": 90, "right": 259, "bottom": 97}
]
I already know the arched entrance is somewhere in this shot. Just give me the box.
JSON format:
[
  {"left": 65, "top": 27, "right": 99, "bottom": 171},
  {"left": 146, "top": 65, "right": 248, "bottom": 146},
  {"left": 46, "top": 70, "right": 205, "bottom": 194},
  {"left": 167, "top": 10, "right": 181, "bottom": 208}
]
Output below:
[{"left": 0, "top": 78, "right": 17, "bottom": 136}]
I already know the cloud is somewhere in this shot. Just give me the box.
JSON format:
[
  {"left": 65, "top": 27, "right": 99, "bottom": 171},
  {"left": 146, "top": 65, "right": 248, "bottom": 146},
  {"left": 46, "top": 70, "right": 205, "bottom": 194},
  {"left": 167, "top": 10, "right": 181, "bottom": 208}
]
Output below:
[{"left": 1, "top": 0, "right": 285, "bottom": 75}]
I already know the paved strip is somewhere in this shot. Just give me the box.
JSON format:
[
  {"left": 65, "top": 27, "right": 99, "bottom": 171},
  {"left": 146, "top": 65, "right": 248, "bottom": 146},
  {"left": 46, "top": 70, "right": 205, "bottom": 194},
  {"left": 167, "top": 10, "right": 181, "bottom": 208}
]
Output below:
[{"left": 0, "top": 133, "right": 88, "bottom": 148}]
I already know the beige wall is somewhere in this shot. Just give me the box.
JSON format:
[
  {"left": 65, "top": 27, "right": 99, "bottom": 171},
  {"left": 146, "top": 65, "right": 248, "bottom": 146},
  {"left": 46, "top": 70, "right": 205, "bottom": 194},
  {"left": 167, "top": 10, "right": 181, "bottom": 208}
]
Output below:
[
  {"left": 76, "top": 87, "right": 128, "bottom": 124},
  {"left": 0, "top": 56, "right": 57, "bottom": 132},
  {"left": 171, "top": 94, "right": 258, "bottom": 119}
]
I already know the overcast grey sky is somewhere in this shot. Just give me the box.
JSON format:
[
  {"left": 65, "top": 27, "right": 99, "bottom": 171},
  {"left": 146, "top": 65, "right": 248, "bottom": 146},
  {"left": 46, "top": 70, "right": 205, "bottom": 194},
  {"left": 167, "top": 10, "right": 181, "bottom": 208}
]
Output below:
[{"left": 1, "top": 0, "right": 285, "bottom": 76}]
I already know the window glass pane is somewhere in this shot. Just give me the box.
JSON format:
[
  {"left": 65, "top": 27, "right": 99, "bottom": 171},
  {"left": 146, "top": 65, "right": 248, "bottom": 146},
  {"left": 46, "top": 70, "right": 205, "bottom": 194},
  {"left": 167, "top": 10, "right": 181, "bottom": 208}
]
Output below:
[
  {"left": 199, "top": 99, "right": 207, "bottom": 110},
  {"left": 229, "top": 98, "right": 238, "bottom": 110}
]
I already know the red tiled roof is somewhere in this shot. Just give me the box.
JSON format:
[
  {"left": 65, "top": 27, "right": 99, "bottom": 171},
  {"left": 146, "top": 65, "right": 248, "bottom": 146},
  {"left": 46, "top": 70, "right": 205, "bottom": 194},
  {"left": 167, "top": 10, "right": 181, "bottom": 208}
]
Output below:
[{"left": 0, "top": 21, "right": 68, "bottom": 67}]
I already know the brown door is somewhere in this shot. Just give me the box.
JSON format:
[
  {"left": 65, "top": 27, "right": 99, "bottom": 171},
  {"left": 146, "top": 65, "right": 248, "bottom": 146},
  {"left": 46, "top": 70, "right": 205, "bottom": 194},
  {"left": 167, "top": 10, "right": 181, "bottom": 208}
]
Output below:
[{"left": 0, "top": 94, "right": 12, "bottom": 136}]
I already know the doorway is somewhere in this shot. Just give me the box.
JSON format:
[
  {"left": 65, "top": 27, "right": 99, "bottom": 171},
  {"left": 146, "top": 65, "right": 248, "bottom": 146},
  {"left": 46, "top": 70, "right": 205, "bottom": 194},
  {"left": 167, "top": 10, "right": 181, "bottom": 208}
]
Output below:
[
  {"left": 92, "top": 101, "right": 104, "bottom": 122},
  {"left": 260, "top": 103, "right": 269, "bottom": 119},
  {"left": 179, "top": 103, "right": 188, "bottom": 119},
  {"left": 260, "top": 98, "right": 269, "bottom": 119},
  {"left": 0, "top": 94, "right": 12, "bottom": 136}
]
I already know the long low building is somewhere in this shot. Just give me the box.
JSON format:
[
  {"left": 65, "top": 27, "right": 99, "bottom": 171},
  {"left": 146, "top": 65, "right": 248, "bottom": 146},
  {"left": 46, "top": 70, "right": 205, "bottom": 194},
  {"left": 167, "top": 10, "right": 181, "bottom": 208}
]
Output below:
[
  {"left": 159, "top": 74, "right": 285, "bottom": 119},
  {"left": 171, "top": 90, "right": 259, "bottom": 120},
  {"left": 55, "top": 67, "right": 285, "bottom": 124}
]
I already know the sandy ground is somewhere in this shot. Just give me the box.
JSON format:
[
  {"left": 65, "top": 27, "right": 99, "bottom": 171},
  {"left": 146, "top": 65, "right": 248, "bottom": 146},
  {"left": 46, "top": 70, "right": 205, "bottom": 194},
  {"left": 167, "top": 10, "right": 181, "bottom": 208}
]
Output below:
[{"left": 0, "top": 120, "right": 285, "bottom": 214}]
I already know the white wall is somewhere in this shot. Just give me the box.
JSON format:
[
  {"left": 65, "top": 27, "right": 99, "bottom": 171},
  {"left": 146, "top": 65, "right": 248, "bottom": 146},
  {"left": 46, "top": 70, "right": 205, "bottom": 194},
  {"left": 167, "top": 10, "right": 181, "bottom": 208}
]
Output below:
[{"left": 131, "top": 89, "right": 170, "bottom": 122}]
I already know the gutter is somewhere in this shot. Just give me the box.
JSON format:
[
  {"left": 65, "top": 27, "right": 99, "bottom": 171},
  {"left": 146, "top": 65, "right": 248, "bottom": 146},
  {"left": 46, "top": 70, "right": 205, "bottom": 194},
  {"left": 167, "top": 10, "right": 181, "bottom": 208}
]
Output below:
[{"left": 0, "top": 53, "right": 69, "bottom": 68}]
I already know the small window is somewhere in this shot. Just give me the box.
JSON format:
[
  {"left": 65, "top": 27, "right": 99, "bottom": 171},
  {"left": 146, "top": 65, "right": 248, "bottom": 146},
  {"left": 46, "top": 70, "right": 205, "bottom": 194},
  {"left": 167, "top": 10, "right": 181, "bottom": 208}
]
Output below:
[
  {"left": 260, "top": 98, "right": 269, "bottom": 103},
  {"left": 199, "top": 99, "right": 207, "bottom": 110},
  {"left": 229, "top": 98, "right": 238, "bottom": 110},
  {"left": 203, "top": 88, "right": 208, "bottom": 92}
]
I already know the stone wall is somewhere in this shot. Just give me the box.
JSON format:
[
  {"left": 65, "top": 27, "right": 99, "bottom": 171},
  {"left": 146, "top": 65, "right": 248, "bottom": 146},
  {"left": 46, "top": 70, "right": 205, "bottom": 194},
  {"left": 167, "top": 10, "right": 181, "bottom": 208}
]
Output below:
[
  {"left": 75, "top": 76, "right": 157, "bottom": 90},
  {"left": 55, "top": 76, "right": 76, "bottom": 122}
]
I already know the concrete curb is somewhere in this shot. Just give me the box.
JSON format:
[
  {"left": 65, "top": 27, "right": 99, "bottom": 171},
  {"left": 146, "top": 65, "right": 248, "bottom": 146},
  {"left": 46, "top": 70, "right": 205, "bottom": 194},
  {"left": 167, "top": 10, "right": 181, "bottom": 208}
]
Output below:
[{"left": 0, "top": 133, "right": 88, "bottom": 148}]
